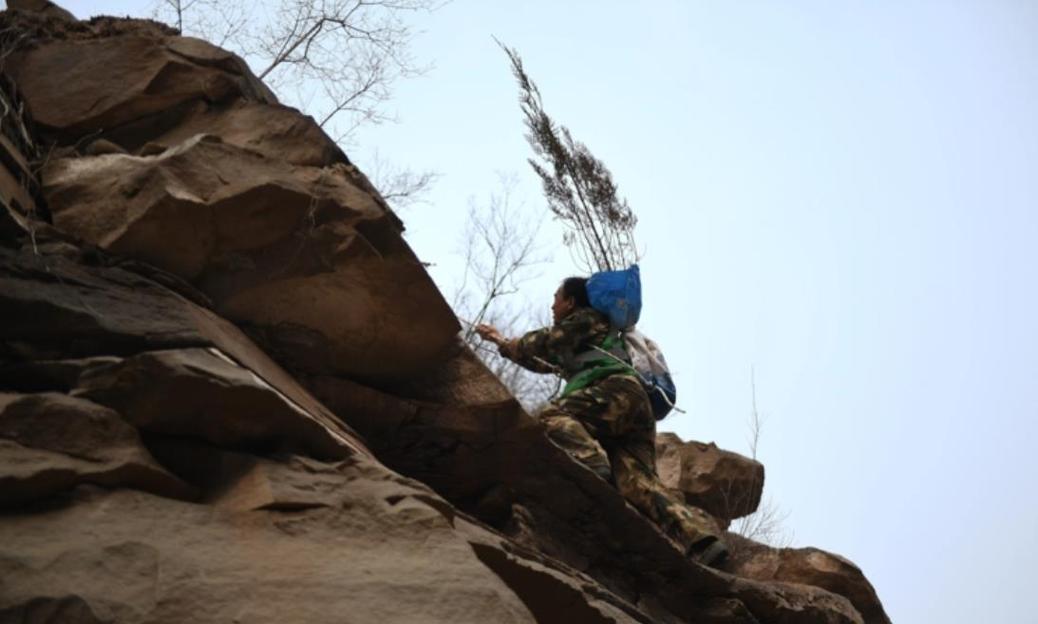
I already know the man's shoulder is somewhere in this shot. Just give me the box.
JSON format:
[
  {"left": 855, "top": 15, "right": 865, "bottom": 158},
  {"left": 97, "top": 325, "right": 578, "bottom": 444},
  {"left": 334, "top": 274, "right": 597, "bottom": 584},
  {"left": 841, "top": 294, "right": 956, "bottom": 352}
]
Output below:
[
  {"left": 570, "top": 307, "right": 609, "bottom": 325},
  {"left": 560, "top": 307, "right": 610, "bottom": 334}
]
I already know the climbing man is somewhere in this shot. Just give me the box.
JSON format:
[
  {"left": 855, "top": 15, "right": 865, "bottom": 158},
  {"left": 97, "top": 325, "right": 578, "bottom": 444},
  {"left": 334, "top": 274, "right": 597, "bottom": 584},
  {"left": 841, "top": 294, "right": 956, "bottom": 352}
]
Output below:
[{"left": 475, "top": 276, "right": 728, "bottom": 567}]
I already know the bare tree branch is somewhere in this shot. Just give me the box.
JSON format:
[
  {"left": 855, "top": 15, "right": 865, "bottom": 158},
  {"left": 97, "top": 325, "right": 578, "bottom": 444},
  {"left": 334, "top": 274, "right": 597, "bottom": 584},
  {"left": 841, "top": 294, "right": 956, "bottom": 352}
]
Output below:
[
  {"left": 453, "top": 174, "right": 556, "bottom": 410},
  {"left": 151, "top": 0, "right": 437, "bottom": 145},
  {"left": 362, "top": 150, "right": 438, "bottom": 211}
]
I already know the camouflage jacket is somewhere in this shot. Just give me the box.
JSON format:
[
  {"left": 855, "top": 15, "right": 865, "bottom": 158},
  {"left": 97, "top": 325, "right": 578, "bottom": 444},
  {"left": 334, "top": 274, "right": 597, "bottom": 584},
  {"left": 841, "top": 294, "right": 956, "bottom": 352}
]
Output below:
[{"left": 503, "top": 307, "right": 620, "bottom": 380}]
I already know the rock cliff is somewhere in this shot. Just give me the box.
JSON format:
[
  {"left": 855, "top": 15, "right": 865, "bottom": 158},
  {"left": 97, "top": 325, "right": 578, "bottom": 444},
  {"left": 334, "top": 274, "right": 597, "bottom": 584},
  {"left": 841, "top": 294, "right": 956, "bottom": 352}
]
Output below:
[{"left": 0, "top": 5, "right": 889, "bottom": 623}]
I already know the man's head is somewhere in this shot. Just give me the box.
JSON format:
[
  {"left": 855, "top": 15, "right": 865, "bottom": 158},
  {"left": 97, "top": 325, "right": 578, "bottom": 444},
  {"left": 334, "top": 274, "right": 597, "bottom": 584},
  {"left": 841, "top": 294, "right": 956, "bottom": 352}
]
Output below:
[{"left": 553, "top": 276, "right": 589, "bottom": 324}]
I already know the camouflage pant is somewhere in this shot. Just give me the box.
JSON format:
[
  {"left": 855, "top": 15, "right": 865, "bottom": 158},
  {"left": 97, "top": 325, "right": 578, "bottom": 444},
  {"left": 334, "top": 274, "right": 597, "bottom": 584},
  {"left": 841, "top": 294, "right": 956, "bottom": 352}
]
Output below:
[{"left": 538, "top": 374, "right": 720, "bottom": 554}]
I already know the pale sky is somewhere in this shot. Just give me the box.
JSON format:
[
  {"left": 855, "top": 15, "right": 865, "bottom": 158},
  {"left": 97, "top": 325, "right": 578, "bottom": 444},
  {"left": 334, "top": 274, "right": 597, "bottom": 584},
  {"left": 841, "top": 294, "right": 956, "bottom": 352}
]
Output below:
[{"left": 57, "top": 2, "right": 1038, "bottom": 622}]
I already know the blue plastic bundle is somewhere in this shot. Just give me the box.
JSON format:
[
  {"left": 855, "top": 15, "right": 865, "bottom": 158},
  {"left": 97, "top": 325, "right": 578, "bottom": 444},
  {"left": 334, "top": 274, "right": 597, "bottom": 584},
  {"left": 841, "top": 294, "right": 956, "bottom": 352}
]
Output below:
[{"left": 586, "top": 264, "right": 642, "bottom": 330}]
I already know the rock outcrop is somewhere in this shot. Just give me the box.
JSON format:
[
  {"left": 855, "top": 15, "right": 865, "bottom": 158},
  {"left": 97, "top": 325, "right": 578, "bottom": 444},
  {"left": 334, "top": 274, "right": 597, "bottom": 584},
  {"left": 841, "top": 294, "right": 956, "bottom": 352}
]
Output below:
[
  {"left": 725, "top": 534, "right": 891, "bottom": 624},
  {"left": 656, "top": 432, "right": 766, "bottom": 524},
  {"left": 0, "top": 4, "right": 888, "bottom": 623}
]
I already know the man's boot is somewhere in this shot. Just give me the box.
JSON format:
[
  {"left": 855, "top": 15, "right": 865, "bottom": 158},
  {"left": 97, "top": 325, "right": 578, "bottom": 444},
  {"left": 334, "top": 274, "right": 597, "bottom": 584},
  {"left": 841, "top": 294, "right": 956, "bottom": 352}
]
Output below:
[{"left": 689, "top": 536, "right": 729, "bottom": 568}]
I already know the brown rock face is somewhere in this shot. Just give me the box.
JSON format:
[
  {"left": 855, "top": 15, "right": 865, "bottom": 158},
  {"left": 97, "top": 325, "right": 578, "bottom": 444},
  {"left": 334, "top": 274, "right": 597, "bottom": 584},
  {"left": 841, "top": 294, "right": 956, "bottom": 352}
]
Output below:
[
  {"left": 726, "top": 533, "right": 891, "bottom": 624},
  {"left": 656, "top": 432, "right": 765, "bottom": 521},
  {"left": 12, "top": 10, "right": 461, "bottom": 381},
  {"left": 7, "top": 31, "right": 273, "bottom": 142},
  {"left": 41, "top": 135, "right": 457, "bottom": 378},
  {"left": 0, "top": 7, "right": 889, "bottom": 624},
  {"left": 0, "top": 463, "right": 638, "bottom": 624}
]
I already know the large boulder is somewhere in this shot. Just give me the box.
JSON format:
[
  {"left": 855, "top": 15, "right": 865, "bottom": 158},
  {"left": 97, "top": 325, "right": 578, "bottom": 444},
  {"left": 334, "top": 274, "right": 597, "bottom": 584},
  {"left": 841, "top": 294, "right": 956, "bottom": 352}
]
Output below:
[
  {"left": 6, "top": 23, "right": 273, "bottom": 143},
  {"left": 656, "top": 432, "right": 765, "bottom": 521},
  {"left": 5, "top": 9, "right": 459, "bottom": 382},
  {"left": 40, "top": 135, "right": 459, "bottom": 379}
]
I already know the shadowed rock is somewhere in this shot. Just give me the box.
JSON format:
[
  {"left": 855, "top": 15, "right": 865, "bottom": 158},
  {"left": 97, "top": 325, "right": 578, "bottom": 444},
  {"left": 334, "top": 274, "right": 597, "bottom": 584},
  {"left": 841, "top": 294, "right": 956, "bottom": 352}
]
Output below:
[
  {"left": 74, "top": 347, "right": 355, "bottom": 461},
  {"left": 0, "top": 245, "right": 368, "bottom": 461},
  {"left": 0, "top": 392, "right": 193, "bottom": 504}
]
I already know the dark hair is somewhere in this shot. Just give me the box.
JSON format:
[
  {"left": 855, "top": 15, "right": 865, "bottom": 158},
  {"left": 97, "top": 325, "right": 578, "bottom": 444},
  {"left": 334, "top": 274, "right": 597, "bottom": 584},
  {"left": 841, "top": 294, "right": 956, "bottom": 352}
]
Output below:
[{"left": 560, "top": 276, "right": 590, "bottom": 308}]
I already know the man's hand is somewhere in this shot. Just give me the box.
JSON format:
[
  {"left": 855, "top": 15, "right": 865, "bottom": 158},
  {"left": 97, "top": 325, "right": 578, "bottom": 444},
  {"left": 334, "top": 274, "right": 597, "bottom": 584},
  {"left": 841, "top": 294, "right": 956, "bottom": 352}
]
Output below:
[{"left": 475, "top": 323, "right": 505, "bottom": 345}]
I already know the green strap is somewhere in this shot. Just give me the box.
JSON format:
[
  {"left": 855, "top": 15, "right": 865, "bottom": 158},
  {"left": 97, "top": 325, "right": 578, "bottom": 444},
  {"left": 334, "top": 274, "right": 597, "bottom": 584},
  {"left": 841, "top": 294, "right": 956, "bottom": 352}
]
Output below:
[
  {"left": 559, "top": 331, "right": 637, "bottom": 397},
  {"left": 560, "top": 361, "right": 634, "bottom": 397}
]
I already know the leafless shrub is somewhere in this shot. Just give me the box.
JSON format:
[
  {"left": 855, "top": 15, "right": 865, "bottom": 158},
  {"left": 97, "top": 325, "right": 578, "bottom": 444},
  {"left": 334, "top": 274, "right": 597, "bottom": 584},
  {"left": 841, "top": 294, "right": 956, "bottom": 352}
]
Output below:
[
  {"left": 730, "top": 368, "right": 793, "bottom": 548},
  {"left": 151, "top": 0, "right": 440, "bottom": 208},
  {"left": 453, "top": 174, "right": 557, "bottom": 410},
  {"left": 365, "top": 150, "right": 438, "bottom": 212},
  {"left": 156, "top": 0, "right": 251, "bottom": 48}
]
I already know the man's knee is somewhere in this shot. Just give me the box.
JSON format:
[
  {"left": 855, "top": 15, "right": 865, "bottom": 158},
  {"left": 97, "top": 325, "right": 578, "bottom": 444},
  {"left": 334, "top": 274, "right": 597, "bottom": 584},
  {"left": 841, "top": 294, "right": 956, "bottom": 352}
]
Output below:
[
  {"left": 538, "top": 405, "right": 612, "bottom": 481},
  {"left": 612, "top": 454, "right": 657, "bottom": 504}
]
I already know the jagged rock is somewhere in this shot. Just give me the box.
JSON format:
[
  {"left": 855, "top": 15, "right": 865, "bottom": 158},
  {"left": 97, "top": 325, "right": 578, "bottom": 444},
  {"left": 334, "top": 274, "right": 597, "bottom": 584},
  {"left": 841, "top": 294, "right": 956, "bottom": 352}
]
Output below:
[
  {"left": 725, "top": 533, "right": 890, "bottom": 624},
  {"left": 656, "top": 432, "right": 765, "bottom": 521},
  {"left": 0, "top": 392, "right": 193, "bottom": 504},
  {"left": 40, "top": 135, "right": 459, "bottom": 379},
  {"left": 6, "top": 28, "right": 273, "bottom": 143}
]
